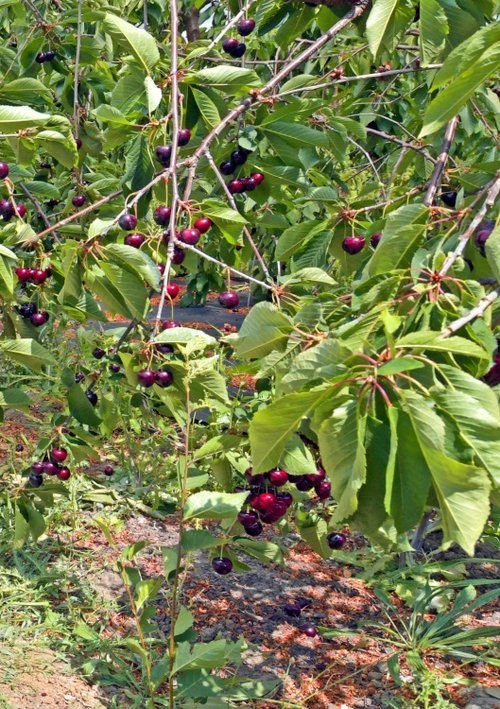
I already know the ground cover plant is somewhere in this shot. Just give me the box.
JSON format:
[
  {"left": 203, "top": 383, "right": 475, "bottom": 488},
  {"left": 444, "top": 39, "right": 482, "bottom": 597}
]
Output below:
[{"left": 0, "top": 0, "right": 499, "bottom": 706}]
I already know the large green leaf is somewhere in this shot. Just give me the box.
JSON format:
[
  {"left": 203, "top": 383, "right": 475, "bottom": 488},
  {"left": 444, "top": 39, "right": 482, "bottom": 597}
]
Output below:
[
  {"left": 0, "top": 339, "right": 56, "bottom": 371},
  {"left": 68, "top": 384, "right": 102, "bottom": 428},
  {"left": 278, "top": 339, "right": 349, "bottom": 395},
  {"left": 396, "top": 332, "right": 489, "bottom": 364},
  {"left": 103, "top": 13, "right": 160, "bottom": 72},
  {"left": 0, "top": 105, "right": 50, "bottom": 130},
  {"left": 0, "top": 78, "right": 52, "bottom": 104},
  {"left": 317, "top": 402, "right": 367, "bottom": 522},
  {"left": 366, "top": 0, "right": 399, "bottom": 57},
  {"left": 275, "top": 220, "right": 328, "bottom": 261},
  {"left": 123, "top": 133, "right": 155, "bottom": 192},
  {"left": 104, "top": 243, "right": 160, "bottom": 290},
  {"left": 485, "top": 222, "right": 500, "bottom": 283},
  {"left": 183, "top": 491, "right": 248, "bottom": 520},
  {"left": 260, "top": 121, "right": 328, "bottom": 148},
  {"left": 185, "top": 66, "right": 260, "bottom": 91},
  {"left": 100, "top": 262, "right": 149, "bottom": 319},
  {"left": 249, "top": 387, "right": 332, "bottom": 473},
  {"left": 234, "top": 302, "right": 294, "bottom": 360},
  {"left": 419, "top": 0, "right": 449, "bottom": 65}
]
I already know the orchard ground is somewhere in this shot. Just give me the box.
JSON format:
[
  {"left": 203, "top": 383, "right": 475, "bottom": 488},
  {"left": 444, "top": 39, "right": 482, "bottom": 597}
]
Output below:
[{"left": 0, "top": 298, "right": 498, "bottom": 709}]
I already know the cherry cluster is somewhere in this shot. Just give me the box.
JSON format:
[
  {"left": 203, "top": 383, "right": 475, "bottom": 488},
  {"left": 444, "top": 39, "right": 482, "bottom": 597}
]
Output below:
[
  {"left": 29, "top": 446, "right": 71, "bottom": 487},
  {"left": 222, "top": 18, "right": 255, "bottom": 58},
  {"left": 137, "top": 368, "right": 173, "bottom": 388},
  {"left": 17, "top": 302, "right": 49, "bottom": 327},
  {"left": 15, "top": 266, "right": 52, "bottom": 285},
  {"left": 35, "top": 50, "right": 56, "bottom": 63},
  {"left": 0, "top": 198, "right": 26, "bottom": 221},
  {"left": 342, "top": 233, "right": 381, "bottom": 255},
  {"left": 155, "top": 129, "right": 191, "bottom": 167},
  {"left": 284, "top": 598, "right": 318, "bottom": 637}
]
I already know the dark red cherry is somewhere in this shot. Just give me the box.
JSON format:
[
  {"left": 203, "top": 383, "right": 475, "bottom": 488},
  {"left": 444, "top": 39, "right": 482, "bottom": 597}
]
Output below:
[
  {"left": 110, "top": 363, "right": 120, "bottom": 373},
  {"left": 161, "top": 319, "right": 181, "bottom": 329},
  {"left": 276, "top": 491, "right": 294, "bottom": 507},
  {"left": 218, "top": 291, "right": 240, "bottom": 309},
  {"left": 255, "top": 492, "right": 276, "bottom": 512},
  {"left": 75, "top": 137, "right": 82, "bottom": 150},
  {"left": 295, "top": 475, "right": 314, "bottom": 492},
  {"left": 327, "top": 532, "right": 347, "bottom": 549},
  {"left": 35, "top": 52, "right": 47, "bottom": 63},
  {"left": 57, "top": 466, "right": 71, "bottom": 481},
  {"left": 251, "top": 172, "right": 265, "bottom": 185},
  {"left": 15, "top": 267, "right": 31, "bottom": 283},
  {"left": 155, "top": 370, "right": 173, "bottom": 387},
  {"left": 156, "top": 343, "right": 174, "bottom": 354},
  {"left": 137, "top": 369, "right": 156, "bottom": 387},
  {"left": 301, "top": 624, "right": 318, "bottom": 638},
  {"left": 241, "top": 177, "right": 256, "bottom": 192},
  {"left": 44, "top": 50, "right": 55, "bottom": 61},
  {"left": 16, "top": 203, "right": 26, "bottom": 218},
  {"left": 50, "top": 447, "right": 68, "bottom": 463},
  {"left": 231, "top": 148, "right": 248, "bottom": 166},
  {"left": 31, "top": 461, "right": 45, "bottom": 475},
  {"left": 268, "top": 469, "right": 288, "bottom": 486},
  {"left": 172, "top": 247, "right": 185, "bottom": 264},
  {"left": 220, "top": 160, "right": 235, "bottom": 175},
  {"left": 155, "top": 145, "right": 172, "bottom": 165},
  {"left": 194, "top": 217, "right": 212, "bottom": 233},
  {"left": 29, "top": 474, "right": 44, "bottom": 487},
  {"left": 245, "top": 521, "right": 263, "bottom": 536},
  {"left": 230, "top": 43, "right": 246, "bottom": 58},
  {"left": 104, "top": 465, "right": 114, "bottom": 476},
  {"left": 342, "top": 236, "right": 365, "bottom": 255},
  {"left": 0, "top": 162, "right": 9, "bottom": 179},
  {"left": 153, "top": 206, "right": 172, "bottom": 226},
  {"left": 315, "top": 480, "right": 331, "bottom": 500},
  {"left": 238, "top": 511, "right": 258, "bottom": 526},
  {"left": 86, "top": 389, "right": 98, "bottom": 406},
  {"left": 237, "top": 18, "right": 256, "bottom": 36},
  {"left": 228, "top": 179, "right": 244, "bottom": 194},
  {"left": 43, "top": 461, "right": 59, "bottom": 475},
  {"left": 179, "top": 227, "right": 201, "bottom": 245},
  {"left": 92, "top": 347, "right": 106, "bottom": 359},
  {"left": 166, "top": 283, "right": 180, "bottom": 298},
  {"left": 30, "top": 311, "right": 49, "bottom": 326},
  {"left": 212, "top": 557, "right": 233, "bottom": 575},
  {"left": 72, "top": 194, "right": 86, "bottom": 208},
  {"left": 31, "top": 269, "right": 48, "bottom": 285},
  {"left": 370, "top": 232, "right": 382, "bottom": 248},
  {"left": 125, "top": 232, "right": 145, "bottom": 248},
  {"left": 118, "top": 213, "right": 138, "bottom": 231},
  {"left": 222, "top": 38, "right": 239, "bottom": 54},
  {"left": 177, "top": 129, "right": 191, "bottom": 146}
]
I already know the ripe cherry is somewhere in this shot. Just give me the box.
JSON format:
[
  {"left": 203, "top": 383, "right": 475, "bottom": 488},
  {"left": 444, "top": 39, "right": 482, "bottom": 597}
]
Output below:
[
  {"left": 45, "top": 50, "right": 55, "bottom": 61},
  {"left": 220, "top": 160, "right": 235, "bottom": 175},
  {"left": 86, "top": 389, "right": 98, "bottom": 406},
  {"left": 228, "top": 179, "right": 244, "bottom": 194},
  {"left": 30, "top": 311, "right": 49, "bottom": 326},
  {"left": 251, "top": 172, "right": 265, "bottom": 185},
  {"left": 51, "top": 447, "right": 68, "bottom": 463},
  {"left": 75, "top": 137, "right": 82, "bottom": 150},
  {"left": 166, "top": 283, "right": 180, "bottom": 298},
  {"left": 315, "top": 480, "right": 331, "bottom": 500},
  {"left": 125, "top": 232, "right": 145, "bottom": 248},
  {"left": 238, "top": 18, "right": 256, "bottom": 36},
  {"left": 162, "top": 319, "right": 181, "bottom": 329},
  {"left": 138, "top": 369, "right": 156, "bottom": 387},
  {"left": 231, "top": 148, "right": 248, "bottom": 166},
  {"left": 255, "top": 492, "right": 276, "bottom": 512},
  {"left": 118, "top": 213, "right": 138, "bottom": 231},
  {"left": 155, "top": 370, "right": 173, "bottom": 387},
  {"left": 219, "top": 291, "right": 240, "bottom": 309},
  {"left": 75, "top": 372, "right": 85, "bottom": 383},
  {"left": 92, "top": 347, "right": 106, "bottom": 359},
  {"left": 276, "top": 491, "right": 293, "bottom": 507},
  {"left": 43, "top": 461, "right": 58, "bottom": 475},
  {"left": 327, "top": 531, "right": 347, "bottom": 549},
  {"left": 295, "top": 475, "right": 314, "bottom": 492},
  {"left": 238, "top": 511, "right": 258, "bottom": 526},
  {"left": 104, "top": 465, "right": 114, "bottom": 476},
  {"left": 172, "top": 247, "right": 185, "bottom": 264},
  {"left": 156, "top": 343, "right": 174, "bottom": 354},
  {"left": 72, "top": 194, "right": 86, "bottom": 208},
  {"left": 342, "top": 236, "right": 365, "bottom": 255},
  {"left": 370, "top": 233, "right": 382, "bottom": 248},
  {"left": 231, "top": 43, "right": 246, "bottom": 58},
  {"left": 440, "top": 191, "right": 457, "bottom": 208},
  {"left": 212, "top": 557, "right": 233, "bottom": 575},
  {"left": 301, "top": 624, "right": 318, "bottom": 638},
  {"left": 32, "top": 462, "right": 45, "bottom": 475},
  {"left": 16, "top": 204, "right": 26, "bottom": 218},
  {"left": 57, "top": 467, "right": 71, "bottom": 481},
  {"left": 110, "top": 363, "right": 120, "bottom": 373},
  {"left": 29, "top": 474, "right": 44, "bottom": 487},
  {"left": 194, "top": 217, "right": 212, "bottom": 233},
  {"left": 31, "top": 268, "right": 48, "bottom": 285},
  {"left": 284, "top": 602, "right": 301, "bottom": 618},
  {"left": 153, "top": 206, "right": 172, "bottom": 226},
  {"left": 0, "top": 162, "right": 9, "bottom": 179},
  {"left": 268, "top": 469, "right": 288, "bottom": 486},
  {"left": 36, "top": 52, "right": 47, "bottom": 63},
  {"left": 155, "top": 145, "right": 172, "bottom": 165},
  {"left": 241, "top": 177, "right": 256, "bottom": 191},
  {"left": 177, "top": 129, "right": 191, "bottom": 146},
  {"left": 15, "top": 268, "right": 31, "bottom": 283},
  {"left": 245, "top": 521, "right": 263, "bottom": 536},
  {"left": 18, "top": 303, "right": 37, "bottom": 318},
  {"left": 15, "top": 443, "right": 24, "bottom": 453},
  {"left": 222, "top": 38, "right": 239, "bottom": 54},
  {"left": 179, "top": 227, "right": 201, "bottom": 245}
]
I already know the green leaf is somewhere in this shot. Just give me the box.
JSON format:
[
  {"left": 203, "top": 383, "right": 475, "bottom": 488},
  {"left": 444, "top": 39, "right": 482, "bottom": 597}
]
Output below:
[
  {"left": 34, "top": 130, "right": 77, "bottom": 168},
  {"left": 103, "top": 13, "right": 160, "bottom": 72},
  {"left": 181, "top": 529, "right": 228, "bottom": 551},
  {"left": 175, "top": 607, "right": 194, "bottom": 637},
  {"left": 234, "top": 302, "right": 293, "bottom": 359},
  {"left": 0, "top": 388, "right": 30, "bottom": 409},
  {"left": 485, "top": 222, "right": 500, "bottom": 283},
  {"left": 67, "top": 384, "right": 102, "bottom": 428},
  {"left": 278, "top": 339, "right": 349, "bottom": 395},
  {"left": 281, "top": 267, "right": 336, "bottom": 286},
  {"left": 173, "top": 640, "right": 228, "bottom": 674},
  {"left": 0, "top": 338, "right": 56, "bottom": 371},
  {"left": 0, "top": 78, "right": 52, "bottom": 104},
  {"left": 317, "top": 403, "right": 367, "bottom": 522},
  {"left": 155, "top": 327, "right": 217, "bottom": 347},
  {"left": 396, "top": 332, "right": 489, "bottom": 363},
  {"left": 185, "top": 66, "right": 260, "bottom": 91},
  {"left": 365, "top": 204, "right": 428, "bottom": 277},
  {"left": 0, "top": 105, "right": 50, "bottom": 131},
  {"left": 104, "top": 243, "right": 160, "bottom": 290},
  {"left": 366, "top": 0, "right": 399, "bottom": 57},
  {"left": 100, "top": 262, "right": 148, "bottom": 319},
  {"left": 279, "top": 434, "right": 317, "bottom": 475},
  {"left": 249, "top": 387, "right": 332, "bottom": 473},
  {"left": 377, "top": 358, "right": 425, "bottom": 376},
  {"left": 191, "top": 88, "right": 220, "bottom": 128},
  {"left": 123, "top": 133, "right": 155, "bottom": 192},
  {"left": 275, "top": 220, "right": 328, "bottom": 261},
  {"left": 144, "top": 76, "right": 162, "bottom": 114},
  {"left": 234, "top": 538, "right": 285, "bottom": 566},
  {"left": 419, "top": 0, "right": 449, "bottom": 65},
  {"left": 260, "top": 121, "right": 328, "bottom": 148},
  {"left": 183, "top": 491, "right": 248, "bottom": 520},
  {"left": 135, "top": 578, "right": 162, "bottom": 611}
]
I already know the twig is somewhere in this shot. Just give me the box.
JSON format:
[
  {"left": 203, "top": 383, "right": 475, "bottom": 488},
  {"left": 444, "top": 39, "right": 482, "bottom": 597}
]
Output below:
[
  {"left": 33, "top": 190, "right": 122, "bottom": 241},
  {"left": 205, "top": 150, "right": 273, "bottom": 283},
  {"left": 18, "top": 181, "right": 61, "bottom": 242},
  {"left": 179, "top": 242, "right": 274, "bottom": 291},
  {"left": 73, "top": 0, "right": 83, "bottom": 133},
  {"left": 21, "top": 0, "right": 46, "bottom": 25},
  {"left": 366, "top": 127, "right": 436, "bottom": 164},
  {"left": 153, "top": 0, "right": 181, "bottom": 335},
  {"left": 207, "top": 1, "right": 256, "bottom": 52},
  {"left": 423, "top": 116, "right": 460, "bottom": 207},
  {"left": 442, "top": 287, "right": 500, "bottom": 337},
  {"left": 275, "top": 63, "right": 443, "bottom": 98},
  {"left": 346, "top": 135, "right": 387, "bottom": 200},
  {"left": 439, "top": 175, "right": 500, "bottom": 276}
]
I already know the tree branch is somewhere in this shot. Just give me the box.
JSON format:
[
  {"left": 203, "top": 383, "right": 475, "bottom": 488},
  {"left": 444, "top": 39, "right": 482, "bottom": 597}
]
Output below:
[
  {"left": 423, "top": 116, "right": 459, "bottom": 207},
  {"left": 442, "top": 287, "right": 500, "bottom": 337},
  {"left": 366, "top": 126, "right": 436, "bottom": 164},
  {"left": 18, "top": 181, "right": 61, "bottom": 242},
  {"left": 439, "top": 175, "right": 500, "bottom": 277}
]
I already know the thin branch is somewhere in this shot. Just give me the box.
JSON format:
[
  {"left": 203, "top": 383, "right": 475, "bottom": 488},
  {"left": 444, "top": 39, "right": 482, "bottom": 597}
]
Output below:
[
  {"left": 207, "top": 1, "right": 257, "bottom": 52},
  {"left": 21, "top": 0, "right": 46, "bottom": 25},
  {"left": 423, "top": 116, "right": 460, "bottom": 207},
  {"left": 18, "top": 181, "right": 61, "bottom": 242},
  {"left": 275, "top": 63, "right": 443, "bottom": 98},
  {"left": 346, "top": 135, "right": 387, "bottom": 200},
  {"left": 366, "top": 127, "right": 436, "bottom": 164},
  {"left": 73, "top": 0, "right": 83, "bottom": 133},
  {"left": 205, "top": 150, "right": 273, "bottom": 283},
  {"left": 442, "top": 287, "right": 500, "bottom": 337},
  {"left": 439, "top": 175, "right": 500, "bottom": 277},
  {"left": 33, "top": 190, "right": 122, "bottom": 242}
]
